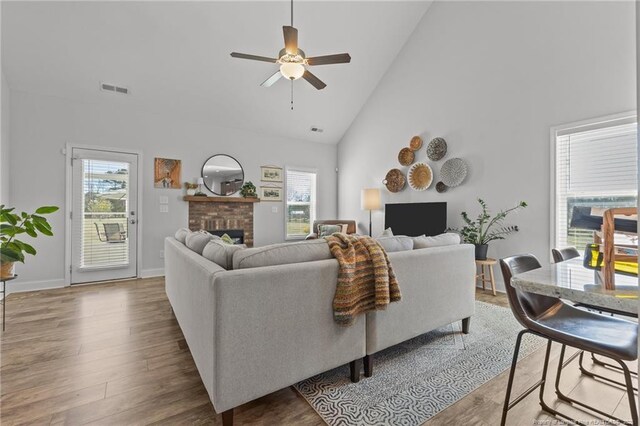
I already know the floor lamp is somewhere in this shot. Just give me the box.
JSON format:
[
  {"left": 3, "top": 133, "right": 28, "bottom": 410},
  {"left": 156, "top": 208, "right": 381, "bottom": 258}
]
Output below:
[{"left": 361, "top": 188, "right": 382, "bottom": 237}]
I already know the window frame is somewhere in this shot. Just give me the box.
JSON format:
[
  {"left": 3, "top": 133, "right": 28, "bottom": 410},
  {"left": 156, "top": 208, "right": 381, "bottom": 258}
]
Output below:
[
  {"left": 549, "top": 111, "right": 637, "bottom": 261},
  {"left": 284, "top": 166, "right": 318, "bottom": 241}
]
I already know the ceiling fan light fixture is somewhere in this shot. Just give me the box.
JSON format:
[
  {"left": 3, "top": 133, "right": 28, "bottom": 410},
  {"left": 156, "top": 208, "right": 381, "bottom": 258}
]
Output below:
[{"left": 280, "top": 62, "right": 305, "bottom": 80}]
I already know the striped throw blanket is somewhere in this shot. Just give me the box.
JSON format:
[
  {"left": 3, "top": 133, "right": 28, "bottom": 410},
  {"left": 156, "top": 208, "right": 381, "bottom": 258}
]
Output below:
[{"left": 324, "top": 234, "right": 401, "bottom": 326}]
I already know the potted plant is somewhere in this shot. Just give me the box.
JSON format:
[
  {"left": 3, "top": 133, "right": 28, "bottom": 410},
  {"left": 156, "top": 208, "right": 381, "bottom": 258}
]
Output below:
[
  {"left": 240, "top": 181, "right": 257, "bottom": 198},
  {"left": 184, "top": 182, "right": 198, "bottom": 196},
  {"left": 0, "top": 205, "right": 59, "bottom": 279},
  {"left": 449, "top": 199, "right": 527, "bottom": 260}
]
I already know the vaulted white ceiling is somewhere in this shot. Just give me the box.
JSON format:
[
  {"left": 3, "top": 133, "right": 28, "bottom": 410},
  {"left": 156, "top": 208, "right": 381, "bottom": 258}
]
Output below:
[{"left": 2, "top": 1, "right": 430, "bottom": 144}]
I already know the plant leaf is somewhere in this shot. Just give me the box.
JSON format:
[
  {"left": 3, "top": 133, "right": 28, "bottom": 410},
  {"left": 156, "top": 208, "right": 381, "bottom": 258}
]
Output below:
[
  {"left": 32, "top": 221, "right": 53, "bottom": 236},
  {"left": 35, "top": 206, "right": 59, "bottom": 215}
]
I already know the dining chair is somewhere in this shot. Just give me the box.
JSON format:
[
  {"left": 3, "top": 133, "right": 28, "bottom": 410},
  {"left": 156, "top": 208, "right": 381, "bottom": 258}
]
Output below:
[
  {"left": 551, "top": 246, "right": 580, "bottom": 263},
  {"left": 500, "top": 254, "right": 638, "bottom": 426},
  {"left": 552, "top": 246, "right": 639, "bottom": 393}
]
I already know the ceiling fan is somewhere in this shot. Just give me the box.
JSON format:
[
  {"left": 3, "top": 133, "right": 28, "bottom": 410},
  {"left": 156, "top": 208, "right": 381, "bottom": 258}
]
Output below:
[{"left": 230, "top": 0, "right": 351, "bottom": 109}]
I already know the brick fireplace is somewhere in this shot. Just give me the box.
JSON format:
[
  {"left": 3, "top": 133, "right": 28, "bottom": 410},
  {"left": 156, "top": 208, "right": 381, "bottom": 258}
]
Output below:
[{"left": 185, "top": 196, "right": 260, "bottom": 247}]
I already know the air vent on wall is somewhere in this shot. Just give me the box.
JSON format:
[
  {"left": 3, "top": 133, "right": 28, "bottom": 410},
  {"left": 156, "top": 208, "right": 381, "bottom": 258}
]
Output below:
[{"left": 100, "top": 82, "right": 129, "bottom": 95}]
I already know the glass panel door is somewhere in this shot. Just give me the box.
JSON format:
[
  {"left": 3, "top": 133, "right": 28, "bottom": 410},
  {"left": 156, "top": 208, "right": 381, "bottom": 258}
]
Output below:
[{"left": 71, "top": 148, "right": 138, "bottom": 284}]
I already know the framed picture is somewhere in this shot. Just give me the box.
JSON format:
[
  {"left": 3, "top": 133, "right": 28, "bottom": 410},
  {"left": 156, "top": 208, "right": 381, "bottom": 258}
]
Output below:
[
  {"left": 154, "top": 158, "right": 182, "bottom": 189},
  {"left": 260, "top": 186, "right": 282, "bottom": 201},
  {"left": 261, "top": 166, "right": 283, "bottom": 183}
]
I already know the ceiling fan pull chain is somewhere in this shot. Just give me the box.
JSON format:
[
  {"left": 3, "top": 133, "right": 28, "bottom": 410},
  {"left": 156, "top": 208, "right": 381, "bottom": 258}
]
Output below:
[{"left": 291, "top": 80, "right": 294, "bottom": 110}]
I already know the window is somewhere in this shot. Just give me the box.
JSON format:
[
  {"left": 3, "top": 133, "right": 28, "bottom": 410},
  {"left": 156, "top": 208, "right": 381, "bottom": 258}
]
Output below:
[
  {"left": 553, "top": 115, "right": 637, "bottom": 253},
  {"left": 285, "top": 168, "right": 317, "bottom": 239}
]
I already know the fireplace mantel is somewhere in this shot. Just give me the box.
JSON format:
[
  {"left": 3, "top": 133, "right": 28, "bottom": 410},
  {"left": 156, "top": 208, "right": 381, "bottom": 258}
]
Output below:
[{"left": 183, "top": 196, "right": 260, "bottom": 203}]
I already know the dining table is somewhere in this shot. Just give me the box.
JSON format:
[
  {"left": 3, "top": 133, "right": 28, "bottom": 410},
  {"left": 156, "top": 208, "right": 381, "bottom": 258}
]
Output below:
[{"left": 511, "top": 257, "right": 638, "bottom": 315}]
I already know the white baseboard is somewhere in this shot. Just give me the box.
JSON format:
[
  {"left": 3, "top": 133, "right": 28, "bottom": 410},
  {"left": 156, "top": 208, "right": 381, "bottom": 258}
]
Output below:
[
  {"left": 2, "top": 269, "right": 164, "bottom": 298},
  {"left": 141, "top": 268, "right": 164, "bottom": 278},
  {"left": 6, "top": 278, "right": 67, "bottom": 295}
]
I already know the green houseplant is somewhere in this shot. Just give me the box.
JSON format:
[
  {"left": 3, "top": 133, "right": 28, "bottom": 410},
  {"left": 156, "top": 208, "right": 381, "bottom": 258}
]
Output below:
[
  {"left": 240, "top": 181, "right": 257, "bottom": 198},
  {"left": 0, "top": 205, "right": 59, "bottom": 279},
  {"left": 449, "top": 199, "right": 527, "bottom": 260}
]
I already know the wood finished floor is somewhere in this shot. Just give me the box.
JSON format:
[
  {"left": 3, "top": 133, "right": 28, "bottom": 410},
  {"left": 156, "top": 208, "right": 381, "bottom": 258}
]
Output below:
[{"left": 0, "top": 279, "right": 636, "bottom": 425}]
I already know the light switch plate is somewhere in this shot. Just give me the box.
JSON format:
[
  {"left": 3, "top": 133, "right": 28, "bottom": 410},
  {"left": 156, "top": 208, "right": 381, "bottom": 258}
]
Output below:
[
  {"left": 159, "top": 196, "right": 169, "bottom": 204},
  {"left": 160, "top": 205, "right": 169, "bottom": 213}
]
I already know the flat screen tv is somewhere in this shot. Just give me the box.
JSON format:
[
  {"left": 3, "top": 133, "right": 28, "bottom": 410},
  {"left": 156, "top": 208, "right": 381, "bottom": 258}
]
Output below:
[{"left": 384, "top": 202, "right": 447, "bottom": 237}]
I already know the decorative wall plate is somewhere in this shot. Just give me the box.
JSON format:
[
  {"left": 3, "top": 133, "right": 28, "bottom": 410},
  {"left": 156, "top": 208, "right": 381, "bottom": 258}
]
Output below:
[
  {"left": 398, "top": 148, "right": 415, "bottom": 166},
  {"left": 383, "top": 169, "right": 406, "bottom": 193},
  {"left": 436, "top": 181, "right": 448, "bottom": 193},
  {"left": 440, "top": 158, "right": 467, "bottom": 187},
  {"left": 408, "top": 162, "right": 433, "bottom": 191},
  {"left": 427, "top": 137, "right": 447, "bottom": 161},
  {"left": 409, "top": 136, "right": 423, "bottom": 151}
]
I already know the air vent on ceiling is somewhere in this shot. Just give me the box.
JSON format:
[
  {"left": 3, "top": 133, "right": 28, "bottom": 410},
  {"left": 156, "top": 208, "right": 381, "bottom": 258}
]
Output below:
[
  {"left": 100, "top": 82, "right": 129, "bottom": 95},
  {"left": 310, "top": 126, "right": 324, "bottom": 133}
]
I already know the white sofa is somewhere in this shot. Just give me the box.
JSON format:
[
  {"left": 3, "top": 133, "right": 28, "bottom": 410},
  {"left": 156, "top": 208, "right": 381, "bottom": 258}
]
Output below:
[{"left": 164, "top": 235, "right": 475, "bottom": 425}]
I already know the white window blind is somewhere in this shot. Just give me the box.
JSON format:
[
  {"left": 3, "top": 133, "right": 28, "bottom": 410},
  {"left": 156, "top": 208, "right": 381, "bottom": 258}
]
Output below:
[
  {"left": 79, "top": 159, "right": 130, "bottom": 268},
  {"left": 285, "top": 169, "right": 317, "bottom": 239},
  {"left": 554, "top": 117, "right": 637, "bottom": 252}
]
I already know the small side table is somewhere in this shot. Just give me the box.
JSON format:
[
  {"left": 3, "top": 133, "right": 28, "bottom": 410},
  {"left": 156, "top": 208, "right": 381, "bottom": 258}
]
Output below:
[
  {"left": 1, "top": 274, "right": 16, "bottom": 331},
  {"left": 475, "top": 259, "right": 497, "bottom": 296}
]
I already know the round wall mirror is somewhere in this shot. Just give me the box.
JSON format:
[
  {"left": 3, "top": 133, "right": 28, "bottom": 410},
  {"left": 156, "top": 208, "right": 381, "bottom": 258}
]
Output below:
[{"left": 201, "top": 154, "right": 244, "bottom": 196}]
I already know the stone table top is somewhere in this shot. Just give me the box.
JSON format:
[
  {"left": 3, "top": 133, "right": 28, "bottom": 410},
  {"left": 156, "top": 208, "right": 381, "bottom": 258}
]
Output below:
[{"left": 511, "top": 258, "right": 638, "bottom": 315}]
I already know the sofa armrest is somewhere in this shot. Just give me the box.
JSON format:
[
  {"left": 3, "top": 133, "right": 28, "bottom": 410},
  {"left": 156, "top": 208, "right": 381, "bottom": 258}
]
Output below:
[
  {"left": 211, "top": 259, "right": 365, "bottom": 412},
  {"left": 164, "top": 237, "right": 225, "bottom": 405},
  {"left": 366, "top": 244, "right": 476, "bottom": 354}
]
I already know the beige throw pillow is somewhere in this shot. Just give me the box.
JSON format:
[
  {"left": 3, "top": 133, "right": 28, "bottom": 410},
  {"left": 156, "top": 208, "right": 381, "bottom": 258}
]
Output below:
[
  {"left": 202, "top": 239, "right": 246, "bottom": 269},
  {"left": 413, "top": 233, "right": 461, "bottom": 249},
  {"left": 174, "top": 228, "right": 191, "bottom": 244},
  {"left": 185, "top": 231, "right": 214, "bottom": 255}
]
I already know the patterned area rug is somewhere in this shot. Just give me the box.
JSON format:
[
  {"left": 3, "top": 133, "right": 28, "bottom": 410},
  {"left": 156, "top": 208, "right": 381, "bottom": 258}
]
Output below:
[{"left": 294, "top": 301, "right": 545, "bottom": 425}]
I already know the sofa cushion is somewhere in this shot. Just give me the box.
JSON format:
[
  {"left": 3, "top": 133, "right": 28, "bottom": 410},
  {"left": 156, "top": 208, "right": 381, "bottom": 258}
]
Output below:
[
  {"left": 413, "top": 233, "right": 461, "bottom": 249},
  {"left": 376, "top": 235, "right": 414, "bottom": 252},
  {"left": 175, "top": 228, "right": 191, "bottom": 244},
  {"left": 202, "top": 239, "right": 246, "bottom": 269},
  {"left": 185, "top": 231, "right": 214, "bottom": 255},
  {"left": 233, "top": 239, "right": 332, "bottom": 270}
]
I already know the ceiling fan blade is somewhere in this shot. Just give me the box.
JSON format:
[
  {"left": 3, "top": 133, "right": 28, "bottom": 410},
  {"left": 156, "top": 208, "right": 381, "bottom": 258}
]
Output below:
[
  {"left": 306, "top": 53, "right": 351, "bottom": 66},
  {"left": 260, "top": 70, "right": 283, "bottom": 87},
  {"left": 283, "top": 26, "right": 298, "bottom": 55},
  {"left": 303, "top": 70, "right": 326, "bottom": 90},
  {"left": 230, "top": 52, "right": 277, "bottom": 63}
]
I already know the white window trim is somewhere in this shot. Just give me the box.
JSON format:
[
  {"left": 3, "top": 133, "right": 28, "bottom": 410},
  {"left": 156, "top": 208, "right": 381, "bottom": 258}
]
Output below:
[
  {"left": 284, "top": 166, "right": 318, "bottom": 241},
  {"left": 549, "top": 111, "right": 637, "bottom": 262}
]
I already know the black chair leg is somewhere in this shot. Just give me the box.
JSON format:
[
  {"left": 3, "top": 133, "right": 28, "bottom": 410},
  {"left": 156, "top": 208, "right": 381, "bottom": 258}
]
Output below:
[
  {"left": 551, "top": 345, "right": 635, "bottom": 425},
  {"left": 616, "top": 358, "right": 639, "bottom": 426},
  {"left": 364, "top": 354, "right": 373, "bottom": 378},
  {"left": 579, "top": 353, "right": 639, "bottom": 391},
  {"left": 501, "top": 329, "right": 527, "bottom": 426},
  {"left": 350, "top": 359, "right": 361, "bottom": 383}
]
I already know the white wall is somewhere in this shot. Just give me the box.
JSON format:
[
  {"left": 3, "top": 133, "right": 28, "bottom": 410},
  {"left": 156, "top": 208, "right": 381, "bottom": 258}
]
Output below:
[
  {"left": 338, "top": 1, "right": 636, "bottom": 291},
  {"left": 9, "top": 90, "right": 337, "bottom": 289},
  {"left": 1, "top": 72, "right": 9, "bottom": 205}
]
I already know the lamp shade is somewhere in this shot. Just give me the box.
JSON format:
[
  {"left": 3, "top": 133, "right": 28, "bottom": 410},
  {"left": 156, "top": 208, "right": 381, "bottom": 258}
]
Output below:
[{"left": 361, "top": 188, "right": 382, "bottom": 210}]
